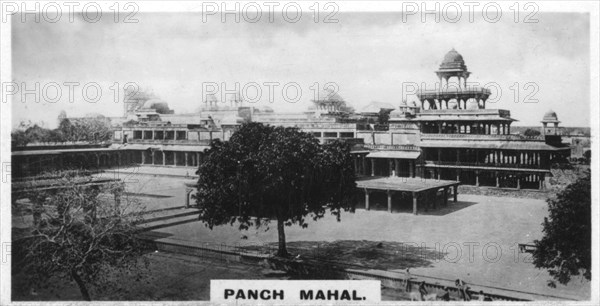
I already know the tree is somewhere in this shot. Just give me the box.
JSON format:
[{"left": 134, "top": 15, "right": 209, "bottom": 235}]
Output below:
[
  {"left": 524, "top": 128, "right": 541, "bottom": 137},
  {"left": 194, "top": 122, "right": 357, "bottom": 257},
  {"left": 58, "top": 117, "right": 112, "bottom": 143},
  {"left": 11, "top": 129, "right": 31, "bottom": 147},
  {"left": 583, "top": 150, "right": 591, "bottom": 162},
  {"left": 533, "top": 170, "right": 591, "bottom": 286},
  {"left": 57, "top": 117, "right": 74, "bottom": 141},
  {"left": 12, "top": 171, "right": 149, "bottom": 300},
  {"left": 377, "top": 109, "right": 391, "bottom": 125}
]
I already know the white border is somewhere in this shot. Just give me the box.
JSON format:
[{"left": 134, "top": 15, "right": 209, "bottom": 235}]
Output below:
[{"left": 1, "top": 1, "right": 598, "bottom": 305}]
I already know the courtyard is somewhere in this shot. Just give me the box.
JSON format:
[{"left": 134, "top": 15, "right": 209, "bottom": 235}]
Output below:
[{"left": 87, "top": 166, "right": 590, "bottom": 300}]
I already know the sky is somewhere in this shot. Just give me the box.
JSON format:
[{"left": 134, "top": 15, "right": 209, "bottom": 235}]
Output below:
[{"left": 11, "top": 10, "right": 590, "bottom": 128}]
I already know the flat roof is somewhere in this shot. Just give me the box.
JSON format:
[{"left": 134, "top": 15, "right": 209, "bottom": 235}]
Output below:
[
  {"left": 367, "top": 151, "right": 421, "bottom": 159},
  {"left": 423, "top": 164, "right": 552, "bottom": 173},
  {"left": 411, "top": 117, "right": 516, "bottom": 122},
  {"left": 12, "top": 148, "right": 117, "bottom": 156},
  {"left": 121, "top": 144, "right": 210, "bottom": 152},
  {"left": 356, "top": 177, "right": 459, "bottom": 193},
  {"left": 419, "top": 140, "right": 571, "bottom": 151}
]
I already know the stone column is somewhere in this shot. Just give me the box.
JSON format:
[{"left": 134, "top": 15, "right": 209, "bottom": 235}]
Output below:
[
  {"left": 141, "top": 151, "right": 145, "bottom": 164},
  {"left": 162, "top": 151, "right": 166, "bottom": 166},
  {"left": 185, "top": 188, "right": 193, "bottom": 208},
  {"left": 371, "top": 159, "right": 375, "bottom": 176},
  {"left": 395, "top": 160, "right": 400, "bottom": 177},
  {"left": 517, "top": 175, "right": 521, "bottom": 189},
  {"left": 388, "top": 159, "right": 393, "bottom": 177},
  {"left": 475, "top": 171, "right": 480, "bottom": 187},
  {"left": 387, "top": 190, "right": 393, "bottom": 213},
  {"left": 412, "top": 192, "right": 418, "bottom": 215},
  {"left": 362, "top": 155, "right": 367, "bottom": 175},
  {"left": 364, "top": 189, "right": 370, "bottom": 211},
  {"left": 443, "top": 187, "right": 449, "bottom": 206},
  {"left": 174, "top": 152, "right": 178, "bottom": 166},
  {"left": 151, "top": 151, "right": 155, "bottom": 165},
  {"left": 409, "top": 161, "right": 414, "bottom": 178},
  {"left": 496, "top": 172, "right": 500, "bottom": 187},
  {"left": 453, "top": 185, "right": 458, "bottom": 202},
  {"left": 185, "top": 152, "right": 189, "bottom": 166}
]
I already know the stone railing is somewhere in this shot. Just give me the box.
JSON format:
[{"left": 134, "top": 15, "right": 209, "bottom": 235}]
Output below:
[
  {"left": 129, "top": 139, "right": 211, "bottom": 145},
  {"left": 423, "top": 160, "right": 544, "bottom": 169},
  {"left": 363, "top": 144, "right": 420, "bottom": 151},
  {"left": 322, "top": 138, "right": 364, "bottom": 145},
  {"left": 418, "top": 87, "right": 492, "bottom": 95},
  {"left": 420, "top": 133, "right": 545, "bottom": 141}
]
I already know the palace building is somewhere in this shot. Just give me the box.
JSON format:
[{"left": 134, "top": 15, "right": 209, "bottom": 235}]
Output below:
[{"left": 12, "top": 50, "right": 571, "bottom": 201}]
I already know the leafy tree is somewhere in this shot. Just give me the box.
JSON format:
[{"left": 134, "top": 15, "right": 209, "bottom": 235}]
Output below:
[
  {"left": 533, "top": 170, "right": 591, "bottom": 286},
  {"left": 377, "top": 109, "right": 391, "bottom": 125},
  {"left": 57, "top": 117, "right": 75, "bottom": 141},
  {"left": 194, "top": 122, "right": 356, "bottom": 257},
  {"left": 12, "top": 171, "right": 149, "bottom": 300},
  {"left": 583, "top": 150, "right": 591, "bottom": 162},
  {"left": 58, "top": 117, "right": 112, "bottom": 143},
  {"left": 524, "top": 128, "right": 541, "bottom": 137},
  {"left": 11, "top": 129, "right": 31, "bottom": 147}
]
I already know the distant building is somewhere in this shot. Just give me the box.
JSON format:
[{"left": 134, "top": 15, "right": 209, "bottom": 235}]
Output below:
[{"left": 12, "top": 50, "right": 572, "bottom": 192}]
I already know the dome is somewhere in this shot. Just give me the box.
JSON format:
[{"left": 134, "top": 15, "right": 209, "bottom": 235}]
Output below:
[
  {"left": 313, "top": 89, "right": 344, "bottom": 102},
  {"left": 142, "top": 98, "right": 164, "bottom": 108},
  {"left": 439, "top": 48, "right": 468, "bottom": 71},
  {"left": 442, "top": 48, "right": 464, "bottom": 65},
  {"left": 542, "top": 110, "right": 559, "bottom": 122}
]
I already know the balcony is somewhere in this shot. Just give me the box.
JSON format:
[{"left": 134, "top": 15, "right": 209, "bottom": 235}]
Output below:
[
  {"left": 417, "top": 86, "right": 492, "bottom": 96},
  {"left": 363, "top": 144, "right": 420, "bottom": 151},
  {"left": 420, "top": 133, "right": 545, "bottom": 141}
]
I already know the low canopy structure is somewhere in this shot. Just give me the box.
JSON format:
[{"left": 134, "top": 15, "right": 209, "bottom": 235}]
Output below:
[{"left": 356, "top": 177, "right": 460, "bottom": 215}]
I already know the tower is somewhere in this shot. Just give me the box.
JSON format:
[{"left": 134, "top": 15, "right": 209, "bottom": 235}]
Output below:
[
  {"left": 435, "top": 48, "right": 471, "bottom": 89},
  {"left": 541, "top": 110, "right": 560, "bottom": 136},
  {"left": 418, "top": 49, "right": 490, "bottom": 110}
]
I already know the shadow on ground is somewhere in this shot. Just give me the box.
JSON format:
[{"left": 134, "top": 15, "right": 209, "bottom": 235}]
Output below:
[
  {"left": 363, "top": 200, "right": 478, "bottom": 216},
  {"left": 244, "top": 240, "right": 447, "bottom": 271},
  {"left": 416, "top": 201, "right": 478, "bottom": 216}
]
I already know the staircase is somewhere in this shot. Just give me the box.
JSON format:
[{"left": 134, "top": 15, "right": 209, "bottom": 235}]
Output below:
[{"left": 137, "top": 206, "right": 199, "bottom": 231}]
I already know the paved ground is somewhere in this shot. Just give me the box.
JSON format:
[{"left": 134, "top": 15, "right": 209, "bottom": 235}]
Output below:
[{"left": 93, "top": 166, "right": 590, "bottom": 300}]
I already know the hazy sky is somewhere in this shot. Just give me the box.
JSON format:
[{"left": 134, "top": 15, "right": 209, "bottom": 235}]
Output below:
[{"left": 11, "top": 11, "right": 590, "bottom": 127}]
